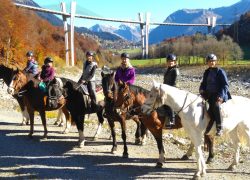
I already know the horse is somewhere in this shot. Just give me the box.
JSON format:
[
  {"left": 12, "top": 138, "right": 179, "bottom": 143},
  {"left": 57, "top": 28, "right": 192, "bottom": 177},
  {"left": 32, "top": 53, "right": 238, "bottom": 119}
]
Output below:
[
  {"left": 63, "top": 80, "right": 105, "bottom": 147},
  {"left": 114, "top": 79, "right": 215, "bottom": 168},
  {"left": 7, "top": 69, "right": 74, "bottom": 139},
  {"left": 141, "top": 81, "right": 250, "bottom": 178},
  {"left": 101, "top": 67, "right": 147, "bottom": 158},
  {"left": 0, "top": 64, "right": 67, "bottom": 127}
]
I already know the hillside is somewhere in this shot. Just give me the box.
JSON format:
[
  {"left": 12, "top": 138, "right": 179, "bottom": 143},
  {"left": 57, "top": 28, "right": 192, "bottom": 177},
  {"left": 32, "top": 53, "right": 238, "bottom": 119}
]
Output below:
[
  {"left": 0, "top": 0, "right": 99, "bottom": 66},
  {"left": 149, "top": 0, "right": 250, "bottom": 44}
]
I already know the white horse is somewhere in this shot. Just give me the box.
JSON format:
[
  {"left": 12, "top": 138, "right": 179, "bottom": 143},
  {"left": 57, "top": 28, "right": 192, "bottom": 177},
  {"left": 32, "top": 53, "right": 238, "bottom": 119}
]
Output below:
[{"left": 141, "top": 81, "right": 250, "bottom": 178}]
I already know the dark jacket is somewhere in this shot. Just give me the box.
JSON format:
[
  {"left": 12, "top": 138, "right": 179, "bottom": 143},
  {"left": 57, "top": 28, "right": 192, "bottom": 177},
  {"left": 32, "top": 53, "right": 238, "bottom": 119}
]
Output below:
[
  {"left": 199, "top": 67, "right": 231, "bottom": 102},
  {"left": 163, "top": 66, "right": 179, "bottom": 86},
  {"left": 40, "top": 65, "right": 55, "bottom": 82}
]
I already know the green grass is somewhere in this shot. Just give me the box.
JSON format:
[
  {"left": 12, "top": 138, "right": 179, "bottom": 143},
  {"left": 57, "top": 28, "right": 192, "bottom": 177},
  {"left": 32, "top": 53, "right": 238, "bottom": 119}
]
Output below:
[{"left": 131, "top": 57, "right": 250, "bottom": 67}]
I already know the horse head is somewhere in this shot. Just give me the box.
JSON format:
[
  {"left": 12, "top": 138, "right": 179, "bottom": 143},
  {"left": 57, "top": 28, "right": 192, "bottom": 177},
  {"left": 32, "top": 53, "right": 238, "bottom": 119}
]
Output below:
[
  {"left": 115, "top": 81, "right": 132, "bottom": 109},
  {"left": 0, "top": 64, "right": 17, "bottom": 86},
  {"left": 101, "top": 66, "right": 117, "bottom": 101},
  {"left": 141, "top": 80, "right": 165, "bottom": 114},
  {"left": 7, "top": 69, "right": 28, "bottom": 95}
]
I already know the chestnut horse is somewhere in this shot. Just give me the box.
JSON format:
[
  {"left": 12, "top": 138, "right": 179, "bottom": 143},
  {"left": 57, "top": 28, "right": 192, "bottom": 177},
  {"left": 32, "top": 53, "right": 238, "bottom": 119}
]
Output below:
[
  {"left": 0, "top": 64, "right": 65, "bottom": 127},
  {"left": 7, "top": 70, "right": 71, "bottom": 139},
  {"left": 115, "top": 80, "right": 215, "bottom": 168},
  {"left": 101, "top": 68, "right": 147, "bottom": 158}
]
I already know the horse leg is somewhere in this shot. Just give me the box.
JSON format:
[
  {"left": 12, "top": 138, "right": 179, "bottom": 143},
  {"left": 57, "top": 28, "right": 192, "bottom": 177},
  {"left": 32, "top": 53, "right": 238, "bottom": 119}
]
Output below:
[
  {"left": 181, "top": 142, "right": 194, "bottom": 160},
  {"left": 120, "top": 116, "right": 128, "bottom": 158},
  {"left": 21, "top": 106, "right": 30, "bottom": 125},
  {"left": 140, "top": 123, "right": 148, "bottom": 145},
  {"left": 186, "top": 129, "right": 207, "bottom": 178},
  {"left": 153, "top": 132, "right": 164, "bottom": 168},
  {"left": 54, "top": 109, "right": 64, "bottom": 126},
  {"left": 76, "top": 115, "right": 85, "bottom": 148},
  {"left": 28, "top": 110, "right": 34, "bottom": 138},
  {"left": 228, "top": 127, "right": 241, "bottom": 170},
  {"left": 62, "top": 107, "right": 71, "bottom": 134},
  {"left": 205, "top": 135, "right": 215, "bottom": 164},
  {"left": 93, "top": 110, "right": 105, "bottom": 141},
  {"left": 39, "top": 110, "right": 47, "bottom": 139},
  {"left": 107, "top": 117, "right": 117, "bottom": 154},
  {"left": 134, "top": 118, "right": 142, "bottom": 145}
]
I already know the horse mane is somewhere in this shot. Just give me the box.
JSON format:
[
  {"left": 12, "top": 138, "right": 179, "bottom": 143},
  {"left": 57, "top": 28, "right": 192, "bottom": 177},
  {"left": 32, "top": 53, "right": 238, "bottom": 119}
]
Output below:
[{"left": 130, "top": 84, "right": 150, "bottom": 95}]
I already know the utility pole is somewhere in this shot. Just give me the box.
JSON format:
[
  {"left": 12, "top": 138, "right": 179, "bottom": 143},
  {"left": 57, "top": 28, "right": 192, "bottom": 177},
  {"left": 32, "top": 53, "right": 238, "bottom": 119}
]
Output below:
[
  {"left": 70, "top": 1, "right": 76, "bottom": 66},
  {"left": 60, "top": 2, "right": 69, "bottom": 66},
  {"left": 138, "top": 13, "right": 145, "bottom": 58}
]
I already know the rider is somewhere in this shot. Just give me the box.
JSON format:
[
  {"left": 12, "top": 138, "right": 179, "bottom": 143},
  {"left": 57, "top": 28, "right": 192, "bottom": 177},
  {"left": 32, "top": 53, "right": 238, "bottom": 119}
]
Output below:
[
  {"left": 199, "top": 53, "right": 231, "bottom": 136},
  {"left": 78, "top": 51, "right": 100, "bottom": 111},
  {"left": 114, "top": 52, "right": 135, "bottom": 86},
  {"left": 163, "top": 53, "right": 179, "bottom": 129},
  {"left": 23, "top": 51, "right": 39, "bottom": 77},
  {"left": 40, "top": 57, "right": 56, "bottom": 96}
]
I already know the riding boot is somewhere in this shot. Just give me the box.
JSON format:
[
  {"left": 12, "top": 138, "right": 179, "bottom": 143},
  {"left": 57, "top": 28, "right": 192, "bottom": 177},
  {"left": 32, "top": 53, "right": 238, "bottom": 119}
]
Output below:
[{"left": 214, "top": 102, "right": 223, "bottom": 136}]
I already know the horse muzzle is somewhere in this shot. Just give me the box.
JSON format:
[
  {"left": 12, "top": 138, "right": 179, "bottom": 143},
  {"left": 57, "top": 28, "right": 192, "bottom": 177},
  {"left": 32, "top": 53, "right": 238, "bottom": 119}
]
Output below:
[{"left": 7, "top": 87, "right": 15, "bottom": 95}]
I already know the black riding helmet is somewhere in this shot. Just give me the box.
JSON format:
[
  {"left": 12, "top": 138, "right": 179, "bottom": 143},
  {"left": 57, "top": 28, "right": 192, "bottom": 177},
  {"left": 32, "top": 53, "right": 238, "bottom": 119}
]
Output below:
[
  {"left": 166, "top": 54, "right": 176, "bottom": 61},
  {"left": 44, "top": 57, "right": 53, "bottom": 64},
  {"left": 86, "top": 51, "right": 94, "bottom": 57},
  {"left": 206, "top": 54, "right": 217, "bottom": 61},
  {"left": 121, "top": 52, "right": 129, "bottom": 58},
  {"left": 26, "top": 51, "right": 34, "bottom": 57}
]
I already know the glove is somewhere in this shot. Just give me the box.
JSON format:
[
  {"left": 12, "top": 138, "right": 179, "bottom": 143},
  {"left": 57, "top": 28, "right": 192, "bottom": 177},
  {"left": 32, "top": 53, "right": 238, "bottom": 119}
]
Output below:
[
  {"left": 77, "top": 80, "right": 85, "bottom": 86},
  {"left": 217, "top": 97, "right": 223, "bottom": 104}
]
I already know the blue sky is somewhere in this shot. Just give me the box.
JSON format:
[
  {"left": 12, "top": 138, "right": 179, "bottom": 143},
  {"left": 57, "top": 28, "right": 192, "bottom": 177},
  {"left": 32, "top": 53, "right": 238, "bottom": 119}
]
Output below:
[{"left": 33, "top": 0, "right": 241, "bottom": 28}]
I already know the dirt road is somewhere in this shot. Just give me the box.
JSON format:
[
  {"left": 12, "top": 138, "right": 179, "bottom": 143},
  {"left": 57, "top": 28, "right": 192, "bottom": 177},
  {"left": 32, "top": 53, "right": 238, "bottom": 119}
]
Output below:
[{"left": 0, "top": 110, "right": 250, "bottom": 179}]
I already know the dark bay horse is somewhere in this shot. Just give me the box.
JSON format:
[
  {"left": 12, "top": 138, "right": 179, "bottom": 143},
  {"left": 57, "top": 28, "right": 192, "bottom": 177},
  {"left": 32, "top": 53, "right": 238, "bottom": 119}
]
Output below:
[
  {"left": 0, "top": 64, "right": 66, "bottom": 127},
  {"left": 101, "top": 68, "right": 147, "bottom": 158},
  {"left": 0, "top": 64, "right": 30, "bottom": 125},
  {"left": 7, "top": 70, "right": 71, "bottom": 139},
  {"left": 63, "top": 80, "right": 105, "bottom": 147},
  {"left": 115, "top": 80, "right": 215, "bottom": 168}
]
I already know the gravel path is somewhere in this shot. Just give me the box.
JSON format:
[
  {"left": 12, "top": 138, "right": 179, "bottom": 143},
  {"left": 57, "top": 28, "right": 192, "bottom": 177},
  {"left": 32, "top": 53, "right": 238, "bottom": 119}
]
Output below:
[{"left": 0, "top": 65, "right": 249, "bottom": 179}]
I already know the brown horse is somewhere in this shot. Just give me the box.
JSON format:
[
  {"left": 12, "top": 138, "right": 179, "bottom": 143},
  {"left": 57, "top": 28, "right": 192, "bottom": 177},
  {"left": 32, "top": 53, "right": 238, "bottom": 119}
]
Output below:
[
  {"left": 0, "top": 64, "right": 66, "bottom": 127},
  {"left": 115, "top": 81, "right": 215, "bottom": 168},
  {"left": 7, "top": 70, "right": 71, "bottom": 139},
  {"left": 101, "top": 68, "right": 147, "bottom": 158}
]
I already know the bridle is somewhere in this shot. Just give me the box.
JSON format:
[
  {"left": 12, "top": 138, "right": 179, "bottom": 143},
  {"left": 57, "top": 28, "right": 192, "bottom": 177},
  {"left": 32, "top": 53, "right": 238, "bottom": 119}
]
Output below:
[
  {"left": 8, "top": 72, "right": 28, "bottom": 97},
  {"left": 146, "top": 85, "right": 200, "bottom": 115}
]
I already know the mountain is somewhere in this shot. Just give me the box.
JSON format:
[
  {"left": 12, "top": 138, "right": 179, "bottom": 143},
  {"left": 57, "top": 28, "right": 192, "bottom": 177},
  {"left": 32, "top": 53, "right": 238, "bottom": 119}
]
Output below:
[
  {"left": 90, "top": 24, "right": 141, "bottom": 42},
  {"left": 150, "top": 0, "right": 250, "bottom": 44},
  {"left": 13, "top": 0, "right": 123, "bottom": 42}
]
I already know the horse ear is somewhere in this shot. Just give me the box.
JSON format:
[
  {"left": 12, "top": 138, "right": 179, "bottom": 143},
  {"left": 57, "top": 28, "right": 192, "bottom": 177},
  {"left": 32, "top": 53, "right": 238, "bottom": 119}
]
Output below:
[
  {"left": 152, "top": 79, "right": 157, "bottom": 87},
  {"left": 101, "top": 72, "right": 104, "bottom": 77}
]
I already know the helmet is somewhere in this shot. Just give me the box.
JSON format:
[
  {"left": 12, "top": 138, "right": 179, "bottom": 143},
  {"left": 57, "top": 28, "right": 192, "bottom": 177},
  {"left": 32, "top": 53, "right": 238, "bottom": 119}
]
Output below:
[
  {"left": 44, "top": 57, "right": 53, "bottom": 64},
  {"left": 26, "top": 51, "right": 34, "bottom": 57},
  {"left": 86, "top": 51, "right": 94, "bottom": 57},
  {"left": 121, "top": 52, "right": 129, "bottom": 58},
  {"left": 206, "top": 54, "right": 217, "bottom": 61},
  {"left": 166, "top": 54, "right": 176, "bottom": 61}
]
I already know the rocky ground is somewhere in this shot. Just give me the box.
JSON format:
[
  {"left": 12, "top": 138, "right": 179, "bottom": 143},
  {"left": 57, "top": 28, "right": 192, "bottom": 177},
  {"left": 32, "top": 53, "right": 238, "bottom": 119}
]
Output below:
[{"left": 0, "top": 65, "right": 249, "bottom": 179}]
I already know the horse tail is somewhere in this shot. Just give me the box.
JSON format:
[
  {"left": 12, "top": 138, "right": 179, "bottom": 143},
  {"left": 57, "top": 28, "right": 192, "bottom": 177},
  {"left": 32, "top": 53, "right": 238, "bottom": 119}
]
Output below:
[{"left": 236, "top": 122, "right": 250, "bottom": 147}]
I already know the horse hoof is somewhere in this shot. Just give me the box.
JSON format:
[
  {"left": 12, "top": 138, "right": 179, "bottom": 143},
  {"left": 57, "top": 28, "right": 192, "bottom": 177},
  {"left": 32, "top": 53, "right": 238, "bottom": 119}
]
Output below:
[
  {"left": 155, "top": 162, "right": 163, "bottom": 168},
  {"left": 54, "top": 122, "right": 59, "bottom": 125},
  {"left": 228, "top": 164, "right": 236, "bottom": 171},
  {"left": 134, "top": 138, "right": 141, "bottom": 145},
  {"left": 91, "top": 137, "right": 97, "bottom": 141},
  {"left": 206, "top": 158, "right": 214, "bottom": 164},
  {"left": 78, "top": 141, "right": 85, "bottom": 148},
  {"left": 59, "top": 123, "right": 64, "bottom": 127},
  {"left": 122, "top": 153, "right": 129, "bottom": 158},
  {"left": 111, "top": 150, "right": 117, "bottom": 154},
  {"left": 62, "top": 129, "right": 69, "bottom": 134},
  {"left": 181, "top": 155, "right": 190, "bottom": 160}
]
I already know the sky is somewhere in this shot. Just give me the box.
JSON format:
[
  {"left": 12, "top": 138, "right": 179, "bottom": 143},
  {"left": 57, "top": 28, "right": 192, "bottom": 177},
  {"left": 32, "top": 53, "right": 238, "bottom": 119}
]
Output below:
[{"left": 32, "top": 0, "right": 241, "bottom": 28}]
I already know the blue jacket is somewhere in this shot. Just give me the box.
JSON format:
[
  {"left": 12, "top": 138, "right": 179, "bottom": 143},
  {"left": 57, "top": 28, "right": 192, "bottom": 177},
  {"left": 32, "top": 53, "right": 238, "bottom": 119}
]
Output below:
[
  {"left": 199, "top": 67, "right": 231, "bottom": 102},
  {"left": 24, "top": 59, "right": 38, "bottom": 75}
]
